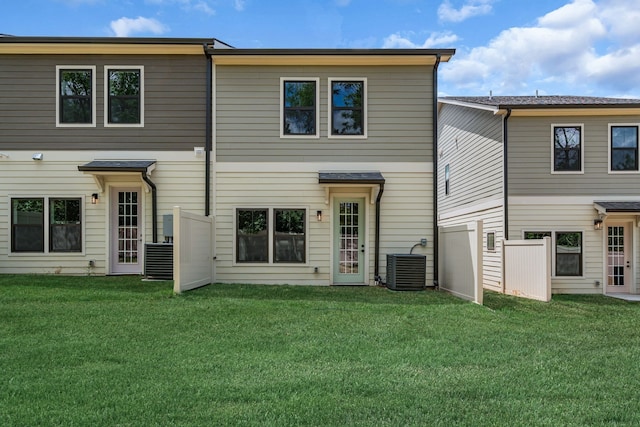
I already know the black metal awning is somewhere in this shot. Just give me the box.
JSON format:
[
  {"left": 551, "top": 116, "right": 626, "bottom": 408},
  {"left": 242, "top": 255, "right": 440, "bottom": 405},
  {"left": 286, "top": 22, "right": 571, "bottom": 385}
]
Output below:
[
  {"left": 318, "top": 171, "right": 385, "bottom": 185},
  {"left": 78, "top": 160, "right": 156, "bottom": 173},
  {"left": 594, "top": 201, "right": 640, "bottom": 213}
]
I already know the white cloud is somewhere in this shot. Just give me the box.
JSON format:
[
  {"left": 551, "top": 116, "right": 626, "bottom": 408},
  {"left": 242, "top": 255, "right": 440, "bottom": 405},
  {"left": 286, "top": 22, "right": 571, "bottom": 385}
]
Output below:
[
  {"left": 383, "top": 32, "right": 459, "bottom": 48},
  {"left": 145, "top": 0, "right": 215, "bottom": 15},
  {"left": 110, "top": 16, "right": 168, "bottom": 37},
  {"left": 439, "top": 0, "right": 640, "bottom": 96},
  {"left": 438, "top": 0, "right": 494, "bottom": 23},
  {"left": 234, "top": 0, "right": 246, "bottom": 11}
]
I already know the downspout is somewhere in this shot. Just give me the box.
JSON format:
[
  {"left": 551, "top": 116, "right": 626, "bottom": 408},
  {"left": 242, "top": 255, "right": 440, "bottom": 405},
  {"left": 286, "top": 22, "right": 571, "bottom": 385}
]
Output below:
[
  {"left": 503, "top": 108, "right": 512, "bottom": 240},
  {"left": 432, "top": 54, "right": 441, "bottom": 287},
  {"left": 374, "top": 182, "right": 385, "bottom": 283},
  {"left": 204, "top": 45, "right": 213, "bottom": 217},
  {"left": 142, "top": 172, "right": 158, "bottom": 243}
]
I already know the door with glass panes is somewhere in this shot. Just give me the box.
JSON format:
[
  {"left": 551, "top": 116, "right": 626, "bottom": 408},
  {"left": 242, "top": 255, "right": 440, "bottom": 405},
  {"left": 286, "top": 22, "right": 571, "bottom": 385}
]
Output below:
[
  {"left": 110, "top": 187, "right": 142, "bottom": 274},
  {"left": 333, "top": 197, "right": 366, "bottom": 284}
]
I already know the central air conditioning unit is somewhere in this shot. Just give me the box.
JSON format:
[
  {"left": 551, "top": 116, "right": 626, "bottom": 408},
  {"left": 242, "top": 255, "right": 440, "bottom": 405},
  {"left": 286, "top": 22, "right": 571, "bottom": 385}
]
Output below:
[
  {"left": 386, "top": 254, "right": 426, "bottom": 291},
  {"left": 144, "top": 243, "right": 173, "bottom": 280}
]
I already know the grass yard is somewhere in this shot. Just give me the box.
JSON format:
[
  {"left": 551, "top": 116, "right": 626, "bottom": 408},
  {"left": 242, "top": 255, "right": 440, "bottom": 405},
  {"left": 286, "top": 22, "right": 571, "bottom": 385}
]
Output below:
[{"left": 2, "top": 276, "right": 640, "bottom": 426}]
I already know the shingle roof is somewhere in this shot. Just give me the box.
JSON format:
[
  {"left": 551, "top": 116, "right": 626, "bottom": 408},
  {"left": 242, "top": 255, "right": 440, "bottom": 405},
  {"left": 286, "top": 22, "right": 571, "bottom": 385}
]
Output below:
[
  {"left": 440, "top": 95, "right": 640, "bottom": 109},
  {"left": 594, "top": 201, "right": 640, "bottom": 213}
]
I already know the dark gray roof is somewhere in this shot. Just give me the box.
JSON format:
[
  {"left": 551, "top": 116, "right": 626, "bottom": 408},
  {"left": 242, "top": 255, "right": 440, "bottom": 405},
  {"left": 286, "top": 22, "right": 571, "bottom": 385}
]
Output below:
[
  {"left": 318, "top": 171, "right": 385, "bottom": 184},
  {"left": 440, "top": 95, "right": 640, "bottom": 109},
  {"left": 78, "top": 160, "right": 156, "bottom": 173},
  {"left": 594, "top": 201, "right": 640, "bottom": 213},
  {"left": 0, "top": 36, "right": 218, "bottom": 45},
  {"left": 207, "top": 47, "right": 456, "bottom": 57}
]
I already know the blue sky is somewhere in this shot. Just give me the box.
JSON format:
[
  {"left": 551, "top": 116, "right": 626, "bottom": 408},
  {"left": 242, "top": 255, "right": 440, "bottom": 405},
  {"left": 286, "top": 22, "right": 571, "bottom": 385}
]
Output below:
[{"left": 2, "top": 0, "right": 639, "bottom": 98}]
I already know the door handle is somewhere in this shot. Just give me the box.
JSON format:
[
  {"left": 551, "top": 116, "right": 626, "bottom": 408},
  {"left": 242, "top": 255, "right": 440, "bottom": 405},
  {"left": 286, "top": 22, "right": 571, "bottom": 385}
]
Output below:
[{"left": 361, "top": 244, "right": 365, "bottom": 253}]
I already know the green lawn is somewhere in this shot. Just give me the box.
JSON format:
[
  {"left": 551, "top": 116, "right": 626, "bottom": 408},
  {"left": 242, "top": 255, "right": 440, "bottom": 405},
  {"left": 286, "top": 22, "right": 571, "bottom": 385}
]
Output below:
[{"left": 2, "top": 275, "right": 640, "bottom": 426}]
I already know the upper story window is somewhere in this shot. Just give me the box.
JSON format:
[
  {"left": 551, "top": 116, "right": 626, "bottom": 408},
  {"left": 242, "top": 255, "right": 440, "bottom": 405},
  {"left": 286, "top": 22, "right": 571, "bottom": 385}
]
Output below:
[
  {"left": 281, "top": 78, "right": 319, "bottom": 138},
  {"left": 444, "top": 164, "right": 450, "bottom": 195},
  {"left": 56, "top": 66, "right": 96, "bottom": 127},
  {"left": 552, "top": 125, "right": 583, "bottom": 173},
  {"left": 105, "top": 66, "right": 144, "bottom": 127},
  {"left": 329, "top": 79, "right": 366, "bottom": 137},
  {"left": 610, "top": 125, "right": 639, "bottom": 172}
]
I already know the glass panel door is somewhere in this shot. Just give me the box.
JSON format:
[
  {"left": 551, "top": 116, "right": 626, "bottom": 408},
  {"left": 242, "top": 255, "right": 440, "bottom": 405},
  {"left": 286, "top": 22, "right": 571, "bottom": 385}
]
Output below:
[
  {"left": 111, "top": 187, "right": 142, "bottom": 274},
  {"left": 333, "top": 197, "right": 365, "bottom": 284},
  {"left": 607, "top": 223, "right": 630, "bottom": 293}
]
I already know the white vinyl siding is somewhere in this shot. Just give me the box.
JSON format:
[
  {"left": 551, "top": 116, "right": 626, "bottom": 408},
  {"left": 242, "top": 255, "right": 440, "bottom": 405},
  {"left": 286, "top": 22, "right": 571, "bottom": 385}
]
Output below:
[
  {"left": 437, "top": 103, "right": 503, "bottom": 212},
  {"left": 214, "top": 164, "right": 433, "bottom": 285},
  {"left": 0, "top": 151, "right": 206, "bottom": 275}
]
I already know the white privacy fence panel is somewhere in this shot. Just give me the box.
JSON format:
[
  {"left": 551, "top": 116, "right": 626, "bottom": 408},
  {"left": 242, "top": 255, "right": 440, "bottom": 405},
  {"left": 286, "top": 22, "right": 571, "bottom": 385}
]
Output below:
[
  {"left": 438, "top": 221, "right": 483, "bottom": 304},
  {"left": 502, "top": 237, "right": 551, "bottom": 302},
  {"left": 173, "top": 206, "right": 215, "bottom": 293}
]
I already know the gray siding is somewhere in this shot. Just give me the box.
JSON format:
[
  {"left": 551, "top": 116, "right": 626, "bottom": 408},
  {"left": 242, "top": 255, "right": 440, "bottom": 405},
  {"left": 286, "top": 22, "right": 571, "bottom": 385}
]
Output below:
[
  {"left": 437, "top": 103, "right": 503, "bottom": 211},
  {"left": 509, "top": 115, "right": 640, "bottom": 196},
  {"left": 215, "top": 65, "right": 434, "bottom": 162},
  {"left": 0, "top": 55, "right": 207, "bottom": 151}
]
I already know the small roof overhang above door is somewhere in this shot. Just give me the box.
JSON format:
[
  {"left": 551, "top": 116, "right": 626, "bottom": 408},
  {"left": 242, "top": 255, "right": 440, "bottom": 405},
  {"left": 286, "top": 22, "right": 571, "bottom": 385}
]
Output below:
[
  {"left": 318, "top": 171, "right": 385, "bottom": 204},
  {"left": 594, "top": 201, "right": 640, "bottom": 215},
  {"left": 78, "top": 160, "right": 156, "bottom": 193}
]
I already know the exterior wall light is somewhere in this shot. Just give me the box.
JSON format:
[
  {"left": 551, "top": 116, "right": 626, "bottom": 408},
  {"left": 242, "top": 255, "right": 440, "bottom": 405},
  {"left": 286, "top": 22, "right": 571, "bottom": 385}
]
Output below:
[
  {"left": 317, "top": 210, "right": 323, "bottom": 222},
  {"left": 91, "top": 193, "right": 99, "bottom": 204},
  {"left": 32, "top": 153, "right": 43, "bottom": 161},
  {"left": 594, "top": 218, "right": 603, "bottom": 230}
]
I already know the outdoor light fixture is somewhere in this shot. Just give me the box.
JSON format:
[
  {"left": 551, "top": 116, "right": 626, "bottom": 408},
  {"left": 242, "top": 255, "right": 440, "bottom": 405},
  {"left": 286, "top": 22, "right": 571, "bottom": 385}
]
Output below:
[
  {"left": 91, "top": 193, "right": 99, "bottom": 204},
  {"left": 32, "top": 153, "right": 43, "bottom": 161},
  {"left": 317, "top": 210, "right": 323, "bottom": 222},
  {"left": 594, "top": 217, "right": 603, "bottom": 230}
]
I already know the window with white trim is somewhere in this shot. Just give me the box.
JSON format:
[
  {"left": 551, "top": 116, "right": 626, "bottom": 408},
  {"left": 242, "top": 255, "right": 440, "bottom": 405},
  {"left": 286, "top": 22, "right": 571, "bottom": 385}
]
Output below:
[
  {"left": 236, "top": 208, "right": 306, "bottom": 263},
  {"left": 281, "top": 78, "right": 319, "bottom": 137},
  {"left": 56, "top": 66, "right": 96, "bottom": 127},
  {"left": 329, "top": 78, "right": 366, "bottom": 137},
  {"left": 105, "top": 66, "right": 144, "bottom": 126},
  {"left": 524, "top": 231, "right": 582, "bottom": 277},
  {"left": 610, "top": 124, "right": 639, "bottom": 172},
  {"left": 487, "top": 232, "right": 495, "bottom": 251},
  {"left": 11, "top": 197, "right": 82, "bottom": 253},
  {"left": 552, "top": 125, "right": 583, "bottom": 173}
]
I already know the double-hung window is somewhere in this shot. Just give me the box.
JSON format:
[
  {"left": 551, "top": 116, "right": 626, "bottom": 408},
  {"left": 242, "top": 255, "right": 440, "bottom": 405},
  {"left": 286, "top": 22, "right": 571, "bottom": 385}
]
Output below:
[
  {"left": 105, "top": 66, "right": 144, "bottom": 126},
  {"left": 524, "top": 231, "right": 582, "bottom": 276},
  {"left": 236, "top": 208, "right": 306, "bottom": 263},
  {"left": 610, "top": 124, "right": 639, "bottom": 172},
  {"left": 329, "top": 79, "right": 366, "bottom": 137},
  {"left": 11, "top": 197, "right": 82, "bottom": 253},
  {"left": 281, "top": 78, "right": 319, "bottom": 137},
  {"left": 552, "top": 125, "right": 583, "bottom": 173},
  {"left": 56, "top": 66, "right": 96, "bottom": 126}
]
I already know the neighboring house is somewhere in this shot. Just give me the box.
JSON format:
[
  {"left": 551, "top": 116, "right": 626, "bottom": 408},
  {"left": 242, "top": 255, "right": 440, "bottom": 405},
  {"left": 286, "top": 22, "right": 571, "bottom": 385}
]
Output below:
[
  {"left": 0, "top": 36, "right": 455, "bottom": 287},
  {"left": 437, "top": 95, "right": 640, "bottom": 295},
  {"left": 209, "top": 48, "right": 454, "bottom": 285},
  {"left": 0, "top": 36, "right": 231, "bottom": 275}
]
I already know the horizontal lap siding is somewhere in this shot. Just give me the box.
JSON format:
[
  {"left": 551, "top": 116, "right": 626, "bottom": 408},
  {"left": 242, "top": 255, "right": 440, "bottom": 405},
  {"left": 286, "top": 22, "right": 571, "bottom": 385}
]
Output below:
[
  {"left": 214, "top": 167, "right": 433, "bottom": 285},
  {"left": 509, "top": 115, "right": 640, "bottom": 196},
  {"left": 438, "top": 104, "right": 503, "bottom": 211},
  {"left": 509, "top": 203, "right": 602, "bottom": 294},
  {"left": 0, "top": 152, "right": 205, "bottom": 275},
  {"left": 215, "top": 65, "right": 433, "bottom": 162},
  {"left": 0, "top": 55, "right": 206, "bottom": 151}
]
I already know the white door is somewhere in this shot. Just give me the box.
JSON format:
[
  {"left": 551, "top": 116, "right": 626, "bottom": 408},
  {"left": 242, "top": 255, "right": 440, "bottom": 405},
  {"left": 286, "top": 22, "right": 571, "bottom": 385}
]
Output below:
[
  {"left": 607, "top": 223, "right": 631, "bottom": 294},
  {"left": 110, "top": 187, "right": 142, "bottom": 274},
  {"left": 333, "top": 198, "right": 366, "bottom": 285}
]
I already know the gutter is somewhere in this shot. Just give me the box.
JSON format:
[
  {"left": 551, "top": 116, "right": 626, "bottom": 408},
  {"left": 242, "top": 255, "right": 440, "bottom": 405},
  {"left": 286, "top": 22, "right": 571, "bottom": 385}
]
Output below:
[
  {"left": 141, "top": 172, "right": 158, "bottom": 243},
  {"left": 432, "top": 53, "right": 441, "bottom": 287},
  {"left": 374, "top": 182, "right": 385, "bottom": 283},
  {"left": 204, "top": 45, "right": 213, "bottom": 217},
  {"left": 503, "top": 108, "right": 512, "bottom": 239}
]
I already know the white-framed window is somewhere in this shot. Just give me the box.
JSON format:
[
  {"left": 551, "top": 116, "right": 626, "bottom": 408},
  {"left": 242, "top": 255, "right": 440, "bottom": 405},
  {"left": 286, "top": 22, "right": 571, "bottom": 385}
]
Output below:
[
  {"left": 104, "top": 66, "right": 144, "bottom": 127},
  {"left": 523, "top": 231, "right": 583, "bottom": 277},
  {"left": 56, "top": 65, "right": 96, "bottom": 127},
  {"left": 487, "top": 232, "right": 495, "bottom": 251},
  {"left": 10, "top": 196, "right": 84, "bottom": 254},
  {"left": 444, "top": 164, "right": 450, "bottom": 195},
  {"left": 551, "top": 124, "right": 584, "bottom": 174},
  {"left": 280, "top": 78, "right": 320, "bottom": 138},
  {"left": 235, "top": 207, "right": 308, "bottom": 264},
  {"left": 609, "top": 124, "right": 639, "bottom": 173},
  {"left": 328, "top": 78, "right": 367, "bottom": 138}
]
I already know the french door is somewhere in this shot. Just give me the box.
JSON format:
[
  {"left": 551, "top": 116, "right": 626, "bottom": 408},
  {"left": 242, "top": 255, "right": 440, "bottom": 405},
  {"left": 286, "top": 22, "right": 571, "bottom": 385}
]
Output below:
[
  {"left": 333, "top": 197, "right": 365, "bottom": 284},
  {"left": 110, "top": 187, "right": 142, "bottom": 274}
]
